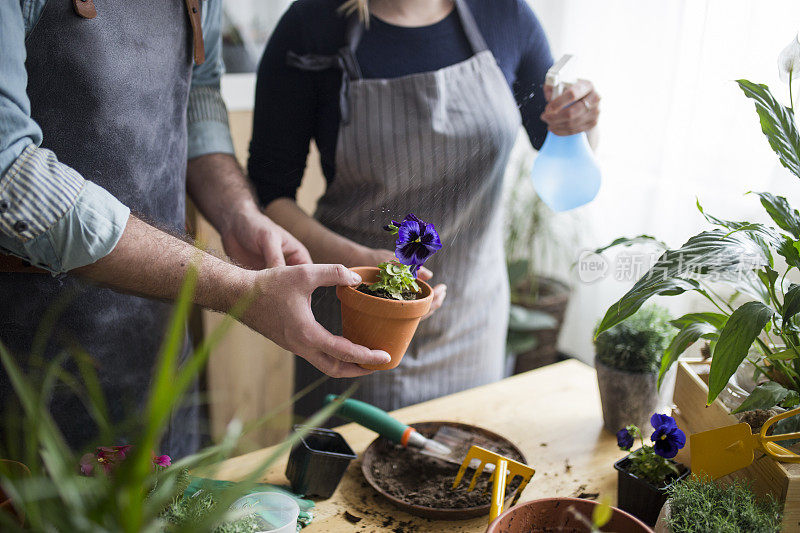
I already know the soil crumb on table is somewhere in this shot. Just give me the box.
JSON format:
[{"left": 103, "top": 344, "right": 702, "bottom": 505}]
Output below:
[
  {"left": 343, "top": 511, "right": 362, "bottom": 523},
  {"left": 368, "top": 428, "right": 524, "bottom": 509}
]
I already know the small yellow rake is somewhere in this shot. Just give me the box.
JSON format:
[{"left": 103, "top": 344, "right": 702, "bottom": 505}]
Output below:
[{"left": 452, "top": 445, "right": 535, "bottom": 523}]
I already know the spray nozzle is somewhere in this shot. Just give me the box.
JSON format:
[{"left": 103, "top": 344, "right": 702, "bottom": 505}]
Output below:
[{"left": 544, "top": 54, "right": 575, "bottom": 99}]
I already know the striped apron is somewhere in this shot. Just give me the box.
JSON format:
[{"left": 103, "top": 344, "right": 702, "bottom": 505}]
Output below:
[
  {"left": 292, "top": 0, "right": 521, "bottom": 416},
  {"left": 0, "top": 0, "right": 200, "bottom": 457}
]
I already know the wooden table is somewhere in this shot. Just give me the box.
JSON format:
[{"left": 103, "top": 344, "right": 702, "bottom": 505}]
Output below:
[{"left": 212, "top": 359, "right": 627, "bottom": 532}]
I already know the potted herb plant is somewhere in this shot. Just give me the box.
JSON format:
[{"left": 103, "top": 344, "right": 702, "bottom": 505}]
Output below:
[
  {"left": 337, "top": 214, "right": 440, "bottom": 370},
  {"left": 504, "top": 148, "right": 575, "bottom": 373},
  {"left": 594, "top": 59, "right": 800, "bottom": 428},
  {"left": 655, "top": 475, "right": 782, "bottom": 533},
  {"left": 614, "top": 414, "right": 689, "bottom": 526},
  {"left": 594, "top": 305, "right": 675, "bottom": 433}
]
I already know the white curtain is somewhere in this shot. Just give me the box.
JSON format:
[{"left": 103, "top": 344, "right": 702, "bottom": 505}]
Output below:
[{"left": 519, "top": 0, "right": 800, "bottom": 363}]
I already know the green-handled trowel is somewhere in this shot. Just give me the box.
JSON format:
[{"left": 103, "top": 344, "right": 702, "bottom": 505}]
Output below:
[{"left": 324, "top": 395, "right": 491, "bottom": 470}]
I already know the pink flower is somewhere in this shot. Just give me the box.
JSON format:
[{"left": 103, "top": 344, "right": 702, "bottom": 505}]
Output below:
[
  {"left": 79, "top": 453, "right": 96, "bottom": 476},
  {"left": 113, "top": 445, "right": 133, "bottom": 459},
  {"left": 153, "top": 454, "right": 171, "bottom": 467}
]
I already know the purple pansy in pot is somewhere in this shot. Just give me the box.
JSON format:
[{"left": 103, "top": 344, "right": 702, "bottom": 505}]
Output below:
[
  {"left": 650, "top": 413, "right": 686, "bottom": 459},
  {"left": 385, "top": 213, "right": 442, "bottom": 276}
]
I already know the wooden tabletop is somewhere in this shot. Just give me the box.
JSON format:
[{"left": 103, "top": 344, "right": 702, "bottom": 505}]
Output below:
[{"left": 212, "top": 359, "right": 627, "bottom": 532}]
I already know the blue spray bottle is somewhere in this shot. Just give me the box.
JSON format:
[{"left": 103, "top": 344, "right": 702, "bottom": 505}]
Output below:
[{"left": 530, "top": 54, "right": 601, "bottom": 212}]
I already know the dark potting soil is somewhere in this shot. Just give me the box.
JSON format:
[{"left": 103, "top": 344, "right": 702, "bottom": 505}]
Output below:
[
  {"left": 368, "top": 428, "right": 524, "bottom": 509},
  {"left": 357, "top": 284, "right": 420, "bottom": 301}
]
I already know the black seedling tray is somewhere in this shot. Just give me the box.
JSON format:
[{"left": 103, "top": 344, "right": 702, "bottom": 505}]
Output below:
[{"left": 286, "top": 426, "right": 357, "bottom": 499}]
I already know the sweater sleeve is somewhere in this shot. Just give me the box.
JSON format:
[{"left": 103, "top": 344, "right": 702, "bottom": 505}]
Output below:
[
  {"left": 248, "top": 4, "right": 318, "bottom": 207},
  {"left": 512, "top": 1, "right": 553, "bottom": 151}
]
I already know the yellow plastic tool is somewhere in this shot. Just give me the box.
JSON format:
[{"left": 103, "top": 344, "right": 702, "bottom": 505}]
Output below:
[
  {"left": 691, "top": 405, "right": 800, "bottom": 479},
  {"left": 452, "top": 445, "right": 535, "bottom": 523}
]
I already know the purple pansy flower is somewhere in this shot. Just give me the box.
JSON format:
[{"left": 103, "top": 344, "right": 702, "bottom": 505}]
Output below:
[
  {"left": 650, "top": 413, "right": 686, "bottom": 459},
  {"left": 616, "top": 428, "right": 634, "bottom": 451},
  {"left": 389, "top": 213, "right": 442, "bottom": 275}
]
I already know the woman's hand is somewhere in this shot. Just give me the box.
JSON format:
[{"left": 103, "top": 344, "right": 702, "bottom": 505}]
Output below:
[
  {"left": 540, "top": 79, "right": 600, "bottom": 136},
  {"left": 356, "top": 247, "right": 446, "bottom": 320}
]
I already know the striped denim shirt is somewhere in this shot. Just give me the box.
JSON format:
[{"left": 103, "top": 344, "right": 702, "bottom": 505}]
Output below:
[{"left": 0, "top": 0, "right": 234, "bottom": 274}]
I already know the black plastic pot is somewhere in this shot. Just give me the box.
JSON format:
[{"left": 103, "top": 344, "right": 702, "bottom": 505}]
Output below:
[
  {"left": 285, "top": 426, "right": 357, "bottom": 499},
  {"left": 614, "top": 453, "right": 690, "bottom": 527}
]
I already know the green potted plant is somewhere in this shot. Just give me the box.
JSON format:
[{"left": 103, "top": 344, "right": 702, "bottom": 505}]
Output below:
[
  {"left": 655, "top": 475, "right": 782, "bottom": 533},
  {"left": 615, "top": 414, "right": 690, "bottom": 526},
  {"left": 0, "top": 267, "right": 339, "bottom": 532},
  {"left": 594, "top": 305, "right": 675, "bottom": 433},
  {"left": 338, "top": 214, "right": 439, "bottom": 370},
  {"left": 504, "top": 151, "right": 575, "bottom": 373},
  {"left": 594, "top": 66, "right": 800, "bottom": 427}
]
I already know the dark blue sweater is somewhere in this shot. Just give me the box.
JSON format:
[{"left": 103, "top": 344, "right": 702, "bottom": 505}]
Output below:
[{"left": 249, "top": 0, "right": 554, "bottom": 206}]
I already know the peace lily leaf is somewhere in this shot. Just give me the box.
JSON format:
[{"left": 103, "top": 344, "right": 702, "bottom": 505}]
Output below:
[
  {"left": 751, "top": 191, "right": 800, "bottom": 239},
  {"left": 708, "top": 301, "right": 775, "bottom": 404},
  {"left": 697, "top": 198, "right": 781, "bottom": 266},
  {"left": 593, "top": 235, "right": 668, "bottom": 255},
  {"left": 732, "top": 381, "right": 791, "bottom": 413},
  {"left": 783, "top": 284, "right": 800, "bottom": 329},
  {"left": 597, "top": 230, "right": 769, "bottom": 335},
  {"left": 659, "top": 313, "right": 727, "bottom": 388},
  {"left": 779, "top": 236, "right": 800, "bottom": 270},
  {"left": 737, "top": 79, "right": 800, "bottom": 180},
  {"left": 669, "top": 312, "right": 729, "bottom": 330},
  {"left": 767, "top": 348, "right": 797, "bottom": 361}
]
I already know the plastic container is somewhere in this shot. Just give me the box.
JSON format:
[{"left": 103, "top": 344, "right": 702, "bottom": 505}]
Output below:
[
  {"left": 614, "top": 454, "right": 690, "bottom": 526},
  {"left": 530, "top": 131, "right": 601, "bottom": 212},
  {"left": 230, "top": 491, "right": 299, "bottom": 533},
  {"left": 285, "top": 426, "right": 357, "bottom": 499},
  {"left": 530, "top": 54, "right": 601, "bottom": 212}
]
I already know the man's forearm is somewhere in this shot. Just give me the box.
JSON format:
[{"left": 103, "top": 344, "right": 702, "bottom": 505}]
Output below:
[
  {"left": 186, "top": 153, "right": 259, "bottom": 235},
  {"left": 74, "top": 215, "right": 250, "bottom": 313}
]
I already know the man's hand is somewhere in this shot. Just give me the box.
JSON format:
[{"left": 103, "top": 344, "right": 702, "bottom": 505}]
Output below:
[
  {"left": 76, "top": 216, "right": 390, "bottom": 378},
  {"left": 220, "top": 205, "right": 311, "bottom": 269},
  {"left": 541, "top": 79, "right": 600, "bottom": 136},
  {"left": 241, "top": 264, "right": 391, "bottom": 377},
  {"left": 356, "top": 248, "right": 446, "bottom": 321}
]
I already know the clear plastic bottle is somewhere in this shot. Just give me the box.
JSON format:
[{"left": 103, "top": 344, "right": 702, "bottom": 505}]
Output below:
[{"left": 530, "top": 55, "right": 601, "bottom": 212}]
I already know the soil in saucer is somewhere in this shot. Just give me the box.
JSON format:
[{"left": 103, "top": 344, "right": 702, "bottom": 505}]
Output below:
[
  {"left": 357, "top": 283, "right": 420, "bottom": 301},
  {"left": 368, "top": 427, "right": 524, "bottom": 509}
]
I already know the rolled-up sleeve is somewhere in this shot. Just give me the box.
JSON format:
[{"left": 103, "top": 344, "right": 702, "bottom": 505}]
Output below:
[
  {"left": 186, "top": 0, "right": 234, "bottom": 159},
  {"left": 0, "top": 145, "right": 130, "bottom": 274},
  {"left": 0, "top": 0, "right": 130, "bottom": 274}
]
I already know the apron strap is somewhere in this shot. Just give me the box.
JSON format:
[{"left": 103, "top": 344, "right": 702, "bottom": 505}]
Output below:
[
  {"left": 453, "top": 0, "right": 488, "bottom": 54},
  {"left": 285, "top": 0, "right": 488, "bottom": 123}
]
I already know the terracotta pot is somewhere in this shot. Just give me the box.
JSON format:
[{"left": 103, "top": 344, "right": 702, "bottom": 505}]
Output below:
[
  {"left": 0, "top": 460, "right": 30, "bottom": 526},
  {"left": 336, "top": 267, "right": 432, "bottom": 370},
  {"left": 485, "top": 497, "right": 653, "bottom": 533}
]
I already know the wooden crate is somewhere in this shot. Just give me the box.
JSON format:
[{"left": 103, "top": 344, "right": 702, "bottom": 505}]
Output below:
[{"left": 673, "top": 360, "right": 800, "bottom": 531}]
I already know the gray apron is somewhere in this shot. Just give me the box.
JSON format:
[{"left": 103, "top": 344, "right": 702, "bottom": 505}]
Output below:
[
  {"left": 0, "top": 0, "right": 199, "bottom": 457},
  {"left": 292, "top": 0, "right": 521, "bottom": 416}
]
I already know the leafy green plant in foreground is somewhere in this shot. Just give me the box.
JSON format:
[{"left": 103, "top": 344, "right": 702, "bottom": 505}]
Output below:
[
  {"left": 665, "top": 475, "right": 782, "bottom": 533},
  {"left": 0, "top": 263, "right": 348, "bottom": 532},
  {"left": 595, "top": 76, "right": 800, "bottom": 413}
]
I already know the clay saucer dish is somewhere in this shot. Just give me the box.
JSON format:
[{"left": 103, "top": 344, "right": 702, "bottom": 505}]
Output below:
[{"left": 361, "top": 421, "right": 527, "bottom": 520}]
